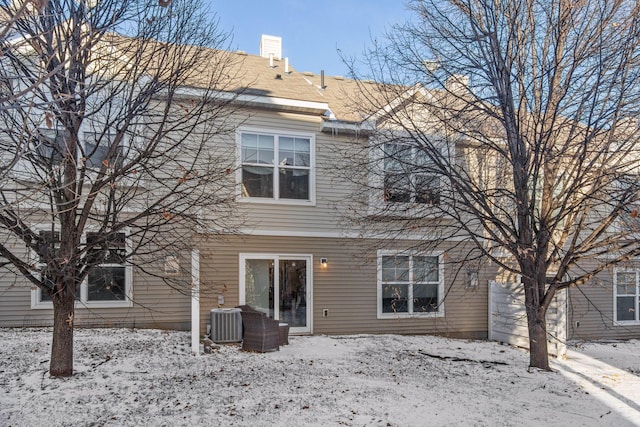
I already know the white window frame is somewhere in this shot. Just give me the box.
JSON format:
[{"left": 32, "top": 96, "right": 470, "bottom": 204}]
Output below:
[
  {"left": 0, "top": 73, "right": 15, "bottom": 96},
  {"left": 236, "top": 127, "right": 316, "bottom": 206},
  {"left": 36, "top": 127, "right": 66, "bottom": 165},
  {"left": 613, "top": 268, "right": 640, "bottom": 325},
  {"left": 376, "top": 250, "right": 445, "bottom": 319},
  {"left": 610, "top": 175, "right": 640, "bottom": 236},
  {"left": 13, "top": 126, "right": 127, "bottom": 180},
  {"left": 31, "top": 226, "right": 133, "bottom": 309},
  {"left": 367, "top": 134, "right": 451, "bottom": 218},
  {"left": 382, "top": 142, "right": 442, "bottom": 206},
  {"left": 82, "top": 130, "right": 124, "bottom": 170},
  {"left": 30, "top": 227, "right": 68, "bottom": 308},
  {"left": 6, "top": 89, "right": 129, "bottom": 180}
]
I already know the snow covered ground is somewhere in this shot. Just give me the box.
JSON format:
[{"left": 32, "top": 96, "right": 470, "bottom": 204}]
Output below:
[{"left": 0, "top": 328, "right": 638, "bottom": 426}]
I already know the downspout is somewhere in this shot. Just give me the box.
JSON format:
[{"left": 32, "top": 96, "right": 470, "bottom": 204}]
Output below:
[{"left": 191, "top": 248, "right": 200, "bottom": 355}]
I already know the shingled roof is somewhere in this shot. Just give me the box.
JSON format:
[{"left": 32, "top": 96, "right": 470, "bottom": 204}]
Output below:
[
  {"left": 209, "top": 50, "right": 374, "bottom": 124},
  {"left": 109, "top": 34, "right": 369, "bottom": 123}
]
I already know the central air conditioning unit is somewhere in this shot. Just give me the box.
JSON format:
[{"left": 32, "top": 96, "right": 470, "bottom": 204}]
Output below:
[{"left": 210, "top": 308, "right": 242, "bottom": 343}]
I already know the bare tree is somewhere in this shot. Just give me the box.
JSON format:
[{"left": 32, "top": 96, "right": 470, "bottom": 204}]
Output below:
[
  {"left": 1, "top": 1, "right": 48, "bottom": 39},
  {"left": 0, "top": 0, "right": 241, "bottom": 376},
  {"left": 344, "top": 0, "right": 640, "bottom": 370}
]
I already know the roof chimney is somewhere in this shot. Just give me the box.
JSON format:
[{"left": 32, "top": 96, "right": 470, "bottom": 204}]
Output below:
[{"left": 260, "top": 34, "right": 282, "bottom": 60}]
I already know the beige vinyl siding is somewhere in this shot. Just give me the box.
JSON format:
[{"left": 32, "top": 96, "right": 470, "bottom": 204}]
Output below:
[
  {"left": 0, "top": 271, "right": 191, "bottom": 329},
  {"left": 0, "top": 247, "right": 191, "bottom": 330},
  {"left": 0, "top": 243, "right": 34, "bottom": 327},
  {"left": 568, "top": 267, "right": 640, "bottom": 340},
  {"left": 198, "top": 235, "right": 488, "bottom": 338}
]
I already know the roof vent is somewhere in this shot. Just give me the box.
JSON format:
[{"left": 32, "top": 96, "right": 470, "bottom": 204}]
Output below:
[{"left": 260, "top": 34, "right": 282, "bottom": 60}]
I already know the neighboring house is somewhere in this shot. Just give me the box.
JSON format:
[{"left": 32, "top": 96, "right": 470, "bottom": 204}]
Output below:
[
  {"left": 568, "top": 264, "right": 640, "bottom": 341},
  {"left": 1, "top": 31, "right": 638, "bottom": 345}
]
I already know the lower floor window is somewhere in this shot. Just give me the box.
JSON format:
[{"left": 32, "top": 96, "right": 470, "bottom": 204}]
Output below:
[
  {"left": 87, "top": 266, "right": 126, "bottom": 301},
  {"left": 377, "top": 252, "right": 444, "bottom": 317},
  {"left": 33, "top": 230, "right": 131, "bottom": 308},
  {"left": 615, "top": 269, "right": 640, "bottom": 323},
  {"left": 86, "top": 232, "right": 127, "bottom": 302},
  {"left": 39, "top": 283, "right": 80, "bottom": 302}
]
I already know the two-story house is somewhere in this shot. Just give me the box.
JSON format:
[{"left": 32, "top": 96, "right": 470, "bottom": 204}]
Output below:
[{"left": 191, "top": 35, "right": 490, "bottom": 339}]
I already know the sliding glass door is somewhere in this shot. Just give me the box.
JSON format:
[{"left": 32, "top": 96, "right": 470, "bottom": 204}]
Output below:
[{"left": 241, "top": 254, "right": 312, "bottom": 333}]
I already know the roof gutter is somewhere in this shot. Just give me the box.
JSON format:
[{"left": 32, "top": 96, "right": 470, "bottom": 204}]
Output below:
[
  {"left": 170, "top": 86, "right": 330, "bottom": 116},
  {"left": 321, "top": 118, "right": 376, "bottom": 135},
  {"left": 233, "top": 92, "right": 330, "bottom": 115}
]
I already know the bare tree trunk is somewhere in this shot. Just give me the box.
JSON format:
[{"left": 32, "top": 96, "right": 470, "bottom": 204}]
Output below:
[
  {"left": 525, "top": 302, "right": 550, "bottom": 371},
  {"left": 49, "top": 291, "right": 74, "bottom": 377}
]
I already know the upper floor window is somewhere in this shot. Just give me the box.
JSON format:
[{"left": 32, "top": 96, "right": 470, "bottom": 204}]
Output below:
[
  {"left": 38, "top": 230, "right": 60, "bottom": 263},
  {"left": 36, "top": 128, "right": 66, "bottom": 165},
  {"left": 0, "top": 75, "right": 14, "bottom": 96},
  {"left": 84, "top": 131, "right": 123, "bottom": 169},
  {"left": 615, "top": 269, "right": 640, "bottom": 324},
  {"left": 383, "top": 143, "right": 441, "bottom": 205},
  {"left": 239, "top": 130, "right": 314, "bottom": 203},
  {"left": 33, "top": 129, "right": 123, "bottom": 169},
  {"left": 377, "top": 251, "right": 444, "bottom": 318}
]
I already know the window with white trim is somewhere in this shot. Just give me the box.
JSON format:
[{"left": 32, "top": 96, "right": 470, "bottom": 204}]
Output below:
[
  {"left": 0, "top": 74, "right": 14, "bottom": 97},
  {"left": 36, "top": 229, "right": 80, "bottom": 302},
  {"left": 83, "top": 131, "right": 123, "bottom": 169},
  {"left": 31, "top": 129, "right": 124, "bottom": 169},
  {"left": 611, "top": 175, "right": 640, "bottom": 233},
  {"left": 32, "top": 229, "right": 132, "bottom": 308},
  {"left": 383, "top": 143, "right": 441, "bottom": 205},
  {"left": 85, "top": 232, "right": 127, "bottom": 301},
  {"left": 377, "top": 252, "right": 444, "bottom": 317},
  {"left": 615, "top": 269, "right": 640, "bottom": 323},
  {"left": 36, "top": 128, "right": 66, "bottom": 165},
  {"left": 239, "top": 130, "right": 313, "bottom": 202}
]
